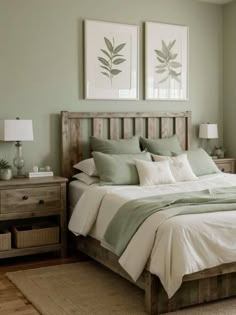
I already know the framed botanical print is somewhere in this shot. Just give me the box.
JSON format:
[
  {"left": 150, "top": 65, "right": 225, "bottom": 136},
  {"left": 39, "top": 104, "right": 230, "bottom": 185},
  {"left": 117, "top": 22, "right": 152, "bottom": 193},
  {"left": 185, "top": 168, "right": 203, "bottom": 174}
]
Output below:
[
  {"left": 84, "top": 20, "right": 139, "bottom": 100},
  {"left": 145, "top": 22, "right": 189, "bottom": 101}
]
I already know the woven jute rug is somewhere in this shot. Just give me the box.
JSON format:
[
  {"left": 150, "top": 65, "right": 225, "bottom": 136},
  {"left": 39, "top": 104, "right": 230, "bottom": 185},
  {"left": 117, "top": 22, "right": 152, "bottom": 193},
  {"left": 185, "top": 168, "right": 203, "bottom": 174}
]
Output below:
[{"left": 6, "top": 261, "right": 236, "bottom": 315}]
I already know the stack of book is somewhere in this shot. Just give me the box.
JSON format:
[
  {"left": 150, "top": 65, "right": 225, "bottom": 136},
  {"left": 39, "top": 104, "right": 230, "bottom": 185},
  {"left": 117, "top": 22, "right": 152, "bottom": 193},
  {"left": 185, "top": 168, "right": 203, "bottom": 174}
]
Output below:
[{"left": 28, "top": 171, "right": 54, "bottom": 178}]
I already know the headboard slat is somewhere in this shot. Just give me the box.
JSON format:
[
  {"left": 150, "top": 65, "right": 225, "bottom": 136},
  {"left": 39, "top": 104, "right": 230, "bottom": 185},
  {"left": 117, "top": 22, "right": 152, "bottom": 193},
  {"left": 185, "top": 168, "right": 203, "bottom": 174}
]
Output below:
[
  {"left": 93, "top": 118, "right": 104, "bottom": 137},
  {"left": 70, "top": 119, "right": 83, "bottom": 167},
  {"left": 123, "top": 118, "right": 133, "bottom": 139},
  {"left": 135, "top": 118, "right": 144, "bottom": 137},
  {"left": 147, "top": 118, "right": 157, "bottom": 139},
  {"left": 161, "top": 117, "right": 172, "bottom": 139},
  {"left": 110, "top": 118, "right": 120, "bottom": 139},
  {"left": 175, "top": 117, "right": 187, "bottom": 150},
  {"left": 61, "top": 111, "right": 191, "bottom": 178}
]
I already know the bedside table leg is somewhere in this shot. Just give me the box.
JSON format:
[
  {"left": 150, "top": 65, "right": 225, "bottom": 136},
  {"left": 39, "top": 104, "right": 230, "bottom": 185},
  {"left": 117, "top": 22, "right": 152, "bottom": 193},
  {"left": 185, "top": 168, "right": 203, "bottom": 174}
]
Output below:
[
  {"left": 60, "top": 223, "right": 68, "bottom": 258},
  {"left": 60, "top": 244, "right": 68, "bottom": 258}
]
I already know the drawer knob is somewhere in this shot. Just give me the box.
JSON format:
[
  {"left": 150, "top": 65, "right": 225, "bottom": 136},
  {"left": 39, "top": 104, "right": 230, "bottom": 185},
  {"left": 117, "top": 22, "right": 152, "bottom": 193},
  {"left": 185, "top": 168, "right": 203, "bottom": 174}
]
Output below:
[
  {"left": 22, "top": 196, "right": 29, "bottom": 200},
  {"left": 38, "top": 199, "right": 45, "bottom": 204},
  {"left": 221, "top": 168, "right": 225, "bottom": 172}
]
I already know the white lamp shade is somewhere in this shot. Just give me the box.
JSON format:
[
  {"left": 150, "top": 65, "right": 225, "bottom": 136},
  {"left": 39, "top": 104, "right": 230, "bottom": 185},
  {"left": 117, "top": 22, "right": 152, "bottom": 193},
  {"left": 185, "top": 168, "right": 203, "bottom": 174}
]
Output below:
[
  {"left": 0, "top": 119, "right": 34, "bottom": 141},
  {"left": 199, "top": 123, "right": 218, "bottom": 139}
]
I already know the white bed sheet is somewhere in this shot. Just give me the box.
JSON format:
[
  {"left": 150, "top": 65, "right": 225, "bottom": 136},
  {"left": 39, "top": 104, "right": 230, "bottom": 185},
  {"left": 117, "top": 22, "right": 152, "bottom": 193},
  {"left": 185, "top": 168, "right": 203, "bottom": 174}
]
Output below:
[{"left": 68, "top": 173, "right": 236, "bottom": 298}]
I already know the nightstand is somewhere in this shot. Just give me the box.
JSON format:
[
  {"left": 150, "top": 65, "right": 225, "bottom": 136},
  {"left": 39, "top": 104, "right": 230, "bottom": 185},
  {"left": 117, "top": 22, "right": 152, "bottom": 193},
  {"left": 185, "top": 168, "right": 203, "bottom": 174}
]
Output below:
[
  {"left": 0, "top": 176, "right": 68, "bottom": 259},
  {"left": 213, "top": 158, "right": 235, "bottom": 174}
]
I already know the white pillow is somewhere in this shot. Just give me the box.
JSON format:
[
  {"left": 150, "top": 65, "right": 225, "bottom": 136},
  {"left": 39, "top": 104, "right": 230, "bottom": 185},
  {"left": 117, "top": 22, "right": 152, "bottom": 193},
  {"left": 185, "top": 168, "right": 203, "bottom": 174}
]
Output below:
[
  {"left": 72, "top": 172, "right": 99, "bottom": 185},
  {"left": 152, "top": 153, "right": 198, "bottom": 182},
  {"left": 135, "top": 159, "right": 176, "bottom": 186},
  {"left": 73, "top": 158, "right": 98, "bottom": 177}
]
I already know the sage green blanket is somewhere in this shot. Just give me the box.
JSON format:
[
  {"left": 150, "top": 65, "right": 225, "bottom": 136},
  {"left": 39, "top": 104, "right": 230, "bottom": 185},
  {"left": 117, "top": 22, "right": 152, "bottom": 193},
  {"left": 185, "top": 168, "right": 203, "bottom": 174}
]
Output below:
[{"left": 104, "top": 186, "right": 236, "bottom": 256}]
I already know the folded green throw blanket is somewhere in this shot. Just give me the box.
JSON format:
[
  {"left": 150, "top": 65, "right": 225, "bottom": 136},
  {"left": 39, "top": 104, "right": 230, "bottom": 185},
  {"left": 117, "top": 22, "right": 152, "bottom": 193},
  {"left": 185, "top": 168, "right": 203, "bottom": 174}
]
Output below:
[{"left": 104, "top": 186, "right": 236, "bottom": 256}]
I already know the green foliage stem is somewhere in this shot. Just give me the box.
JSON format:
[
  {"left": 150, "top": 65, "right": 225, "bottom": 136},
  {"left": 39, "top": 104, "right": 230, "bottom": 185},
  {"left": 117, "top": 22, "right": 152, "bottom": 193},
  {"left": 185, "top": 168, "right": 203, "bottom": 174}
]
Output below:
[
  {"left": 154, "top": 40, "right": 182, "bottom": 84},
  {"left": 98, "top": 37, "right": 126, "bottom": 85}
]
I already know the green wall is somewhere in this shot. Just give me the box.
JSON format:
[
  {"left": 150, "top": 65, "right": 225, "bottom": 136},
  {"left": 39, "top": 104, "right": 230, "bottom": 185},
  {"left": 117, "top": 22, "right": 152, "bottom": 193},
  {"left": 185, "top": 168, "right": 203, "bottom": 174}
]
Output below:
[
  {"left": 0, "top": 0, "right": 223, "bottom": 175},
  {"left": 223, "top": 1, "right": 236, "bottom": 158}
]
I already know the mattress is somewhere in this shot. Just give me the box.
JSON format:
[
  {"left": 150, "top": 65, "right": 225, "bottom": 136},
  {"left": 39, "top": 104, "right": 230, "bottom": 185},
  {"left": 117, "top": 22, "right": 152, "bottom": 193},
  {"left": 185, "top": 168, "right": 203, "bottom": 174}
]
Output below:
[
  {"left": 68, "top": 173, "right": 236, "bottom": 298},
  {"left": 69, "top": 180, "right": 99, "bottom": 216}
]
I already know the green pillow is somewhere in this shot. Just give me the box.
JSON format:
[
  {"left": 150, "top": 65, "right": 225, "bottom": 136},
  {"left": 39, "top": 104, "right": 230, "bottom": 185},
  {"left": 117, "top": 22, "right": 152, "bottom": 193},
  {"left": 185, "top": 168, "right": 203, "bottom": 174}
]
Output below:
[
  {"left": 186, "top": 148, "right": 220, "bottom": 176},
  {"left": 90, "top": 136, "right": 141, "bottom": 154},
  {"left": 93, "top": 151, "right": 152, "bottom": 185},
  {"left": 140, "top": 135, "right": 182, "bottom": 156}
]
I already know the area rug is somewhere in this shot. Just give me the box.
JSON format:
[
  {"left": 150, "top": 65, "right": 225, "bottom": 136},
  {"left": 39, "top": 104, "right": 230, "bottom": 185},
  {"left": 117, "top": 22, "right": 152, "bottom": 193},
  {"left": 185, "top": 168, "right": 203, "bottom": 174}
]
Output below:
[{"left": 6, "top": 261, "right": 236, "bottom": 315}]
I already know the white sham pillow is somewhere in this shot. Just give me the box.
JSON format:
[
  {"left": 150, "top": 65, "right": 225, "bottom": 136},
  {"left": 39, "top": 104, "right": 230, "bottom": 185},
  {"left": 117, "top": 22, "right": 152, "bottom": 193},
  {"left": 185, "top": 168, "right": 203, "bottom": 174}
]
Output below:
[
  {"left": 73, "top": 158, "right": 98, "bottom": 177},
  {"left": 135, "top": 159, "right": 176, "bottom": 186},
  {"left": 72, "top": 172, "right": 99, "bottom": 185},
  {"left": 152, "top": 153, "right": 198, "bottom": 182}
]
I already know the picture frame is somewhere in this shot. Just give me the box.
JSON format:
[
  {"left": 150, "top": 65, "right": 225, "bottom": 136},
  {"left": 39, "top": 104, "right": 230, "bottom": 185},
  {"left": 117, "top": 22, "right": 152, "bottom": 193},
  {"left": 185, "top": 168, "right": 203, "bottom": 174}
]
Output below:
[
  {"left": 84, "top": 20, "right": 139, "bottom": 100},
  {"left": 145, "top": 22, "right": 189, "bottom": 101}
]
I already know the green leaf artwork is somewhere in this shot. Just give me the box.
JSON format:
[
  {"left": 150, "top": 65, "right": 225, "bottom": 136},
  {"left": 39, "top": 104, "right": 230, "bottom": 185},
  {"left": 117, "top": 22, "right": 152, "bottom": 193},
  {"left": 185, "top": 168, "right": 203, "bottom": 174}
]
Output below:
[
  {"left": 98, "top": 37, "right": 126, "bottom": 85},
  {"left": 154, "top": 40, "right": 182, "bottom": 84}
]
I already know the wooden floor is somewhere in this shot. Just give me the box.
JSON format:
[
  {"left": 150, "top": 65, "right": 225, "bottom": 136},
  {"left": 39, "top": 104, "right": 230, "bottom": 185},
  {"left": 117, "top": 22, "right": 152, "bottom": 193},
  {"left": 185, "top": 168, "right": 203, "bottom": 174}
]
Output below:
[{"left": 0, "top": 253, "right": 82, "bottom": 315}]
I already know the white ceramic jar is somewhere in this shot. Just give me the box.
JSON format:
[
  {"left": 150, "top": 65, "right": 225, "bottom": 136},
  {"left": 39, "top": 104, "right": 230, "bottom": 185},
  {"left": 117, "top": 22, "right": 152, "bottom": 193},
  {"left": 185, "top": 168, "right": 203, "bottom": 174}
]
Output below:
[{"left": 0, "top": 168, "right": 13, "bottom": 180}]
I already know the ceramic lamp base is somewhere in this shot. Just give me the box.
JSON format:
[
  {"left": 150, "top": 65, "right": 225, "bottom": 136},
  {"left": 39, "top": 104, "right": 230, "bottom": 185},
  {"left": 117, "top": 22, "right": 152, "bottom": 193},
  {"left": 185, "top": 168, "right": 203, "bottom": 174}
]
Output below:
[
  {"left": 206, "top": 139, "right": 212, "bottom": 156},
  {"left": 13, "top": 141, "right": 26, "bottom": 178}
]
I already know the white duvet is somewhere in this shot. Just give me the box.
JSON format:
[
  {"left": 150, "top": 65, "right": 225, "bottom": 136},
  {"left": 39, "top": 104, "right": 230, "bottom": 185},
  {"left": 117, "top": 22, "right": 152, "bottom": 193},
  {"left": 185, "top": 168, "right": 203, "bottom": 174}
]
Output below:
[{"left": 69, "top": 173, "right": 236, "bottom": 298}]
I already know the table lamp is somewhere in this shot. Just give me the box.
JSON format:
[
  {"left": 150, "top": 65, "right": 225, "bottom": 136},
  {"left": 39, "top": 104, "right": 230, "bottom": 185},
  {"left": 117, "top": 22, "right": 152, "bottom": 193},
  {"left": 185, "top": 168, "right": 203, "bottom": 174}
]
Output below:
[
  {"left": 199, "top": 123, "right": 218, "bottom": 156},
  {"left": 0, "top": 118, "right": 34, "bottom": 177}
]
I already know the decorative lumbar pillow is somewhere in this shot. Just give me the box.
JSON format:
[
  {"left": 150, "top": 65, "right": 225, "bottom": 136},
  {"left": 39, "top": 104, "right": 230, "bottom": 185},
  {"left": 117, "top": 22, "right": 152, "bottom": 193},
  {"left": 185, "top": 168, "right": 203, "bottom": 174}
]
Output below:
[
  {"left": 93, "top": 151, "right": 152, "bottom": 185},
  {"left": 140, "top": 135, "right": 182, "bottom": 156},
  {"left": 185, "top": 148, "right": 220, "bottom": 176},
  {"left": 90, "top": 136, "right": 141, "bottom": 154},
  {"left": 72, "top": 173, "right": 99, "bottom": 185},
  {"left": 135, "top": 159, "right": 176, "bottom": 186},
  {"left": 152, "top": 154, "right": 198, "bottom": 182},
  {"left": 73, "top": 158, "right": 98, "bottom": 177}
]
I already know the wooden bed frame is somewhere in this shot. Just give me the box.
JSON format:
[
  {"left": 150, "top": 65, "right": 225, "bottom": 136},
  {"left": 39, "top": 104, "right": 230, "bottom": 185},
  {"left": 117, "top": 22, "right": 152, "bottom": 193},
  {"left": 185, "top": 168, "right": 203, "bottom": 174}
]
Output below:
[{"left": 61, "top": 111, "right": 236, "bottom": 314}]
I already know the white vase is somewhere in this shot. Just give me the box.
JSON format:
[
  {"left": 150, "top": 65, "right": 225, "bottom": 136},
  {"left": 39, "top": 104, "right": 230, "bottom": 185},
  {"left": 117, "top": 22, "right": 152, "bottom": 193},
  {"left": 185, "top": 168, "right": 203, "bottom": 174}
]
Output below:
[{"left": 0, "top": 168, "right": 13, "bottom": 180}]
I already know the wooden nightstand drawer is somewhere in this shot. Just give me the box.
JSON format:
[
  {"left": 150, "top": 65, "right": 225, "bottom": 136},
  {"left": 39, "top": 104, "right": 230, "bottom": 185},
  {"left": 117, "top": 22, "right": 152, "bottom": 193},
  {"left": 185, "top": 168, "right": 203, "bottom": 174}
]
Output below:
[
  {"left": 213, "top": 158, "right": 235, "bottom": 174},
  {"left": 0, "top": 186, "right": 61, "bottom": 214},
  {"left": 216, "top": 162, "right": 232, "bottom": 173}
]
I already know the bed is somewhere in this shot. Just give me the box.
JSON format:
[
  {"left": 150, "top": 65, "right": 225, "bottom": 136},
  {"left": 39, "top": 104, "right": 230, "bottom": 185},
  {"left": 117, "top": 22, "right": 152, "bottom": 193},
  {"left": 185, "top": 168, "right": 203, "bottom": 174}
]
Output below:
[{"left": 61, "top": 111, "right": 236, "bottom": 314}]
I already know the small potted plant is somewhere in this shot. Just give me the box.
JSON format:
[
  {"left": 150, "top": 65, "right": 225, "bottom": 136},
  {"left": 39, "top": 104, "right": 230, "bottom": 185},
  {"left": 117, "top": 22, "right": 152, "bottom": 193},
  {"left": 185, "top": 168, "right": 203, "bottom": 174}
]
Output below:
[{"left": 0, "top": 159, "right": 13, "bottom": 180}]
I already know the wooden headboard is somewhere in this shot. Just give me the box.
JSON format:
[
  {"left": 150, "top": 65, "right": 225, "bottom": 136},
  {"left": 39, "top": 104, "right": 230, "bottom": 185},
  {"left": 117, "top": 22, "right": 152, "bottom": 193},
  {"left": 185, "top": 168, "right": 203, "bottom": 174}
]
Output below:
[{"left": 61, "top": 111, "right": 191, "bottom": 178}]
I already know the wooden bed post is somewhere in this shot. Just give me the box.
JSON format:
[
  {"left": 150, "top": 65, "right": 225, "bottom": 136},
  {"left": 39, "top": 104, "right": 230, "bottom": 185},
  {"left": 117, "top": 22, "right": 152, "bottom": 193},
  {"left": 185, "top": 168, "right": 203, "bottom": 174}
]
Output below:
[
  {"left": 186, "top": 112, "right": 191, "bottom": 150},
  {"left": 145, "top": 273, "right": 160, "bottom": 315},
  {"left": 61, "top": 111, "right": 70, "bottom": 178}
]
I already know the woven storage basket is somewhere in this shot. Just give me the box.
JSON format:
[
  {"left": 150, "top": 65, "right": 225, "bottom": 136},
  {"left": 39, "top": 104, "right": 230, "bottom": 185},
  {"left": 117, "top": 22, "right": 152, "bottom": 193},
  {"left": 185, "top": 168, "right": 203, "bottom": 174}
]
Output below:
[
  {"left": 0, "top": 229, "right": 11, "bottom": 251},
  {"left": 13, "top": 224, "right": 59, "bottom": 248}
]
